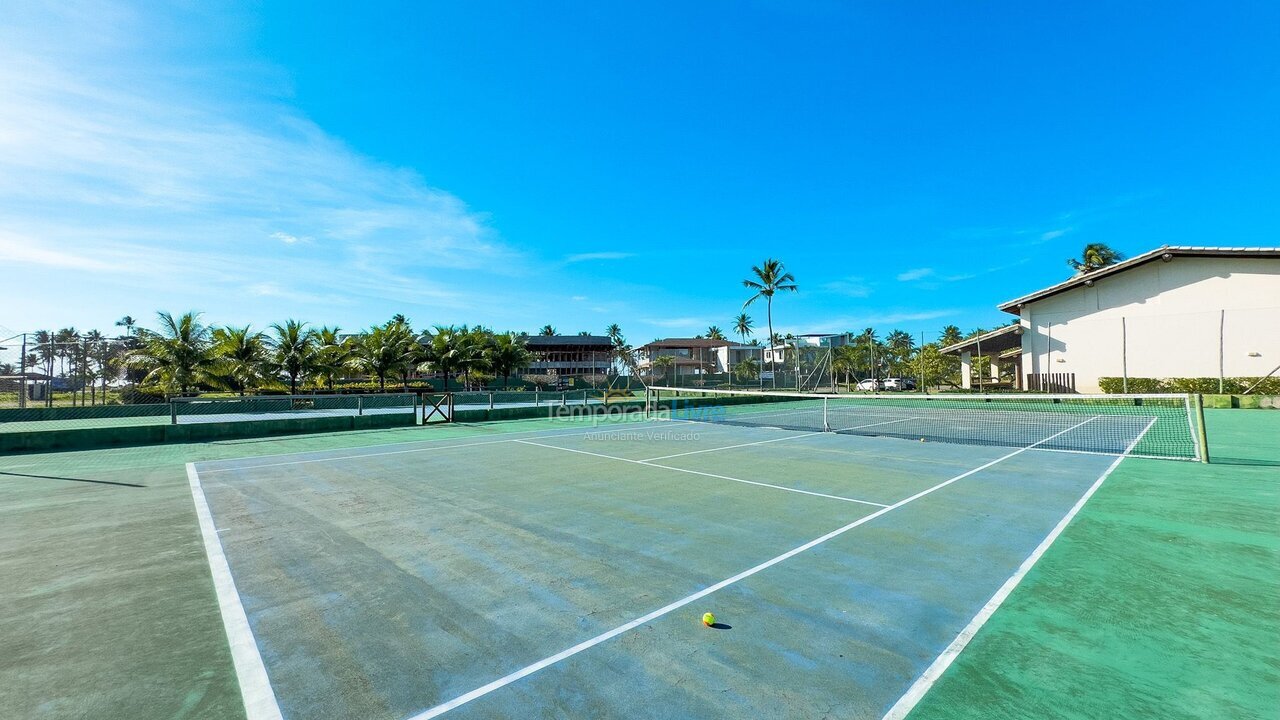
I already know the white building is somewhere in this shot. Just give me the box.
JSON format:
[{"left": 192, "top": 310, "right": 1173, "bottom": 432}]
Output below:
[{"left": 992, "top": 246, "right": 1280, "bottom": 393}]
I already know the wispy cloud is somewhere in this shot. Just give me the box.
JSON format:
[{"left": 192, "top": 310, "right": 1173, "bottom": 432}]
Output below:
[
  {"left": 0, "top": 2, "right": 517, "bottom": 321},
  {"left": 564, "top": 252, "right": 635, "bottom": 263},
  {"left": 822, "top": 276, "right": 873, "bottom": 297},
  {"left": 641, "top": 317, "right": 714, "bottom": 329},
  {"left": 799, "top": 309, "right": 959, "bottom": 334},
  {"left": 896, "top": 268, "right": 934, "bottom": 282}
]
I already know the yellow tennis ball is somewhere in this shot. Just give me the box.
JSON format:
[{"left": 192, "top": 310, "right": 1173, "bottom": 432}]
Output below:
[{"left": 702, "top": 612, "right": 715, "bottom": 626}]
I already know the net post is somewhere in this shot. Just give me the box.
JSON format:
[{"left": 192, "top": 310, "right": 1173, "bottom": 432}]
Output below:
[
  {"left": 357, "top": 396, "right": 364, "bottom": 416},
  {"left": 822, "top": 397, "right": 830, "bottom": 431},
  {"left": 535, "top": 389, "right": 540, "bottom": 406},
  {"left": 489, "top": 392, "right": 494, "bottom": 411},
  {"left": 170, "top": 397, "right": 178, "bottom": 425},
  {"left": 1194, "top": 393, "right": 1210, "bottom": 463}
]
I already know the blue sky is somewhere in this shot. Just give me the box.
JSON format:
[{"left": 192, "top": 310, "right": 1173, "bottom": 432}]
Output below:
[{"left": 2, "top": 1, "right": 1277, "bottom": 345}]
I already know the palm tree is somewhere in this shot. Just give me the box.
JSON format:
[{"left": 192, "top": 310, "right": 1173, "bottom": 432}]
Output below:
[
  {"left": 733, "top": 313, "right": 754, "bottom": 344},
  {"left": 487, "top": 332, "right": 531, "bottom": 388},
  {"left": 742, "top": 260, "right": 797, "bottom": 388},
  {"left": 652, "top": 354, "right": 676, "bottom": 382},
  {"left": 313, "top": 326, "right": 349, "bottom": 391},
  {"left": 422, "top": 325, "right": 469, "bottom": 390},
  {"left": 82, "top": 329, "right": 107, "bottom": 404},
  {"left": 269, "top": 320, "right": 317, "bottom": 395},
  {"left": 212, "top": 325, "right": 268, "bottom": 395},
  {"left": 705, "top": 326, "right": 725, "bottom": 340},
  {"left": 115, "top": 316, "right": 137, "bottom": 337},
  {"left": 1067, "top": 243, "right": 1123, "bottom": 274},
  {"left": 885, "top": 329, "right": 915, "bottom": 376},
  {"left": 605, "top": 324, "right": 623, "bottom": 345},
  {"left": 939, "top": 325, "right": 963, "bottom": 346},
  {"left": 126, "top": 311, "right": 216, "bottom": 394},
  {"left": 348, "top": 321, "right": 414, "bottom": 392},
  {"left": 732, "top": 357, "right": 760, "bottom": 381},
  {"left": 539, "top": 325, "right": 557, "bottom": 336}
]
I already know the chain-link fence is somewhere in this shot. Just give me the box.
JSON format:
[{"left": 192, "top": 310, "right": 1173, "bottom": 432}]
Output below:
[
  {"left": 0, "top": 334, "right": 139, "bottom": 409},
  {"left": 649, "top": 346, "right": 836, "bottom": 393}
]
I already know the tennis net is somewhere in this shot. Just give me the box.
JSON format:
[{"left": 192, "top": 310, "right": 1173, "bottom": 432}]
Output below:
[{"left": 647, "top": 386, "right": 1207, "bottom": 461}]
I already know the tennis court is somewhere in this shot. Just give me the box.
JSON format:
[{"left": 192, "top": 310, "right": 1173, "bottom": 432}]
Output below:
[{"left": 187, "top": 391, "right": 1177, "bottom": 719}]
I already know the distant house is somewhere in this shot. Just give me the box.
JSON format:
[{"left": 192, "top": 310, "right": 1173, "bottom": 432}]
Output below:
[
  {"left": 521, "top": 335, "right": 614, "bottom": 376},
  {"left": 945, "top": 246, "right": 1280, "bottom": 392},
  {"left": 637, "top": 338, "right": 760, "bottom": 379}
]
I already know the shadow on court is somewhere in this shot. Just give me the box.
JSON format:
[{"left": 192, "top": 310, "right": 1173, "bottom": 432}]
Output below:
[{"left": 0, "top": 471, "right": 145, "bottom": 488}]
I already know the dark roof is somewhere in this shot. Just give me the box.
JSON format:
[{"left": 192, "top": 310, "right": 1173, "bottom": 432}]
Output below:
[
  {"left": 940, "top": 324, "right": 1023, "bottom": 355},
  {"left": 524, "top": 335, "right": 613, "bottom": 347},
  {"left": 998, "top": 245, "right": 1280, "bottom": 314},
  {"left": 642, "top": 338, "right": 730, "bottom": 350}
]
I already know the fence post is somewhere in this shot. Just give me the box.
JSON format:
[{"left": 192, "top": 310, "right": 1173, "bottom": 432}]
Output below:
[
  {"left": 1194, "top": 393, "right": 1210, "bottom": 463},
  {"left": 357, "top": 396, "right": 363, "bottom": 416}
]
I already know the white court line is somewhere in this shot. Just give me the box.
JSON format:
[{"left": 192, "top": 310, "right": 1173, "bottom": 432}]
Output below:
[
  {"left": 516, "top": 439, "right": 890, "bottom": 508},
  {"left": 195, "top": 418, "right": 677, "bottom": 474},
  {"left": 406, "top": 415, "right": 1102, "bottom": 720},
  {"left": 185, "top": 463, "right": 283, "bottom": 720},
  {"left": 880, "top": 414, "right": 1155, "bottom": 720},
  {"left": 639, "top": 416, "right": 922, "bottom": 462}
]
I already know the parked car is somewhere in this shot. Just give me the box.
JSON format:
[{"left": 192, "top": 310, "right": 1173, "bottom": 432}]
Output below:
[
  {"left": 881, "top": 377, "right": 917, "bottom": 391},
  {"left": 855, "top": 378, "right": 880, "bottom": 391}
]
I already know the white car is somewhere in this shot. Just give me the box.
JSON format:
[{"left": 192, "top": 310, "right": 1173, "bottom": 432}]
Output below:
[{"left": 855, "top": 378, "right": 880, "bottom": 391}]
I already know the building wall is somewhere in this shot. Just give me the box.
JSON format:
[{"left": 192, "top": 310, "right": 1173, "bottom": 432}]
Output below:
[{"left": 1018, "top": 256, "right": 1280, "bottom": 392}]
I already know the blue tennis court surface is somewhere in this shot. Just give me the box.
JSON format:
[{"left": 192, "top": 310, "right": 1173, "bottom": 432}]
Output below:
[{"left": 189, "top": 413, "right": 1127, "bottom": 719}]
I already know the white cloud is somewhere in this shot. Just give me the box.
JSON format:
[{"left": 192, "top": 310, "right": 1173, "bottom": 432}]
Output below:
[
  {"left": 896, "top": 268, "right": 935, "bottom": 282},
  {"left": 571, "top": 295, "right": 588, "bottom": 302},
  {"left": 564, "top": 252, "right": 635, "bottom": 263},
  {"left": 271, "top": 231, "right": 310, "bottom": 245}
]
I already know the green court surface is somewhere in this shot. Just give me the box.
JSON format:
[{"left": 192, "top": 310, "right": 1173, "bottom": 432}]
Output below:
[{"left": 0, "top": 410, "right": 1275, "bottom": 719}]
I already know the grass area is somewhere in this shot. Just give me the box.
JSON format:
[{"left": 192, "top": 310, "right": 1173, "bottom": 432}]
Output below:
[{"left": 906, "top": 408, "right": 1280, "bottom": 720}]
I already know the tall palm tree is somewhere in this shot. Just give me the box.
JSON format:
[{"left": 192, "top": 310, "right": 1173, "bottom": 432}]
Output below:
[
  {"left": 743, "top": 259, "right": 798, "bottom": 387},
  {"left": 605, "top": 324, "right": 623, "bottom": 344},
  {"left": 126, "top": 311, "right": 216, "bottom": 394},
  {"left": 885, "top": 329, "right": 915, "bottom": 376},
  {"left": 83, "top": 329, "right": 107, "bottom": 404},
  {"left": 733, "top": 312, "right": 754, "bottom": 344},
  {"left": 539, "top": 325, "right": 557, "bottom": 336},
  {"left": 269, "top": 320, "right": 317, "bottom": 395},
  {"left": 1067, "top": 243, "right": 1123, "bottom": 274},
  {"left": 115, "top": 316, "right": 137, "bottom": 337},
  {"left": 487, "top": 332, "right": 531, "bottom": 388},
  {"left": 212, "top": 325, "right": 268, "bottom": 396},
  {"left": 705, "top": 326, "right": 725, "bottom": 340}
]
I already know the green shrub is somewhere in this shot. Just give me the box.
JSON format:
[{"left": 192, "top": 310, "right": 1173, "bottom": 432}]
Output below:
[{"left": 1098, "top": 377, "right": 1280, "bottom": 395}]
